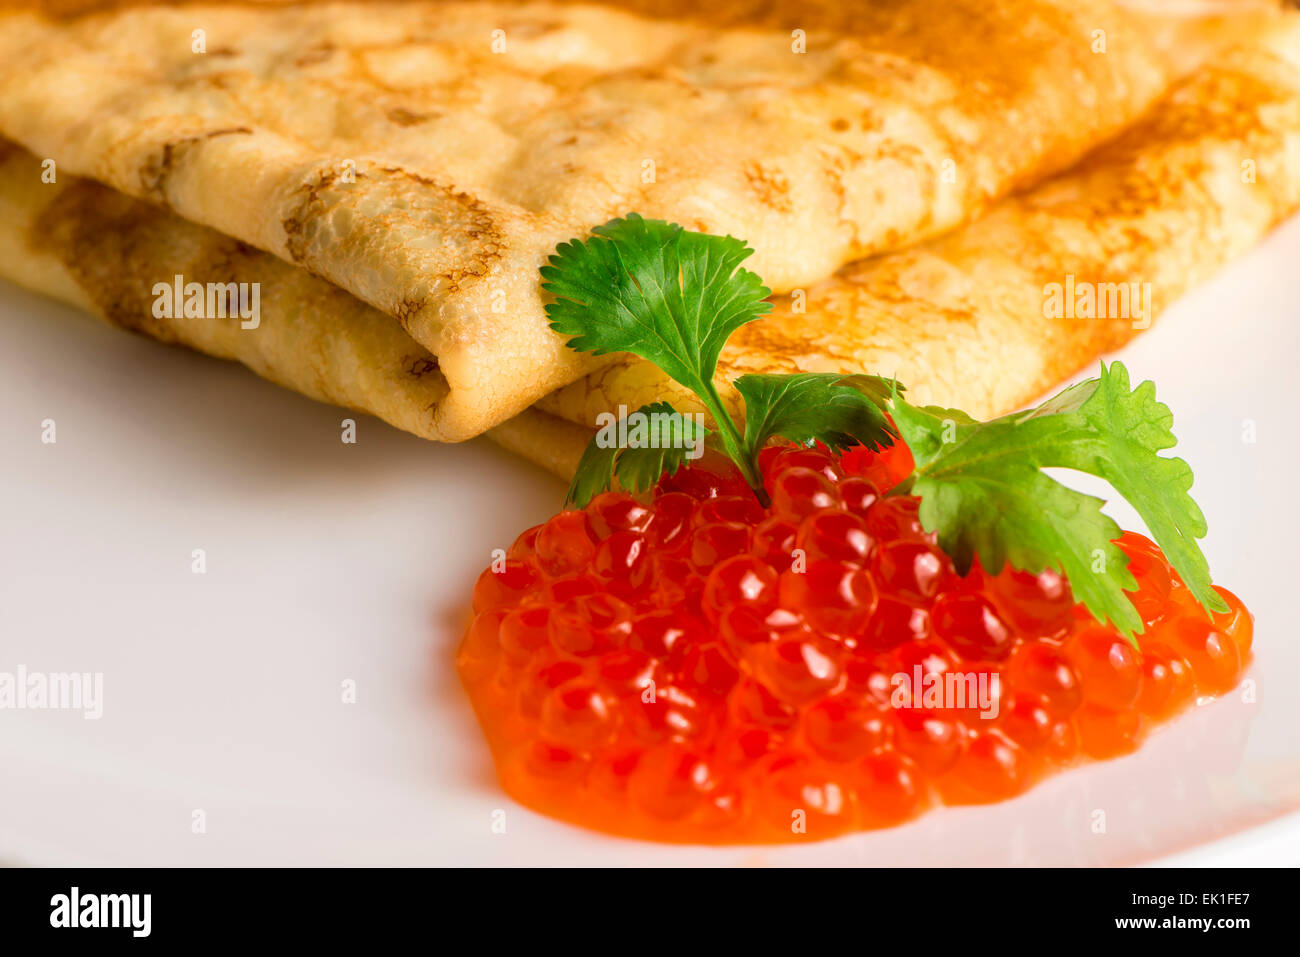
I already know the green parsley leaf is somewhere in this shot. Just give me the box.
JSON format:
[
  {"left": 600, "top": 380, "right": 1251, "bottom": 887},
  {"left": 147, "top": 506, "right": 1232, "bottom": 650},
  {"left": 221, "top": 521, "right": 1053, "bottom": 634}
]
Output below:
[
  {"left": 541, "top": 214, "right": 772, "bottom": 395},
  {"left": 892, "top": 397, "right": 1141, "bottom": 637},
  {"left": 565, "top": 401, "right": 708, "bottom": 507},
  {"left": 1058, "top": 362, "right": 1227, "bottom": 617},
  {"left": 734, "top": 373, "right": 900, "bottom": 460},
  {"left": 541, "top": 218, "right": 1226, "bottom": 645},
  {"left": 891, "top": 361, "right": 1224, "bottom": 642},
  {"left": 542, "top": 214, "right": 773, "bottom": 497},
  {"left": 566, "top": 439, "right": 617, "bottom": 511}
]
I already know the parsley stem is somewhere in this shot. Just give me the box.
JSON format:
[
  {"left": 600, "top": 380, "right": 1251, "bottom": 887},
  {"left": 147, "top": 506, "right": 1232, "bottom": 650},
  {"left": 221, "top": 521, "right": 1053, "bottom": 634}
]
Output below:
[{"left": 698, "top": 379, "right": 769, "bottom": 507}]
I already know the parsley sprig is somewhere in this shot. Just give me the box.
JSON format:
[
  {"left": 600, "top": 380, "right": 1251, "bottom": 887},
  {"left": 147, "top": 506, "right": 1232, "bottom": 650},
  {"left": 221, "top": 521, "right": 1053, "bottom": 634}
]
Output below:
[
  {"left": 543, "top": 215, "right": 1225, "bottom": 642},
  {"left": 566, "top": 401, "right": 709, "bottom": 508},
  {"left": 543, "top": 214, "right": 897, "bottom": 505}
]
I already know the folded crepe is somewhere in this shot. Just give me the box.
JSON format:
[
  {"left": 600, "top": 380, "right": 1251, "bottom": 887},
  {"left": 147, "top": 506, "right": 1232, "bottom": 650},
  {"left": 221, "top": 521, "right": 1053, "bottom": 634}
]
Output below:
[
  {"left": 536, "top": 18, "right": 1300, "bottom": 428},
  {"left": 0, "top": 0, "right": 1193, "bottom": 438},
  {"left": 502, "top": 17, "right": 1300, "bottom": 474},
  {"left": 3, "top": 14, "right": 1298, "bottom": 482}
]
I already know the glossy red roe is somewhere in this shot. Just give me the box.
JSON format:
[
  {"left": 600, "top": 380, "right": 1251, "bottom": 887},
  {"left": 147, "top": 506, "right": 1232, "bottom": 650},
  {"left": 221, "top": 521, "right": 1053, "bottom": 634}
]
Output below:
[
  {"left": 1134, "top": 642, "right": 1195, "bottom": 720},
  {"left": 864, "top": 496, "right": 925, "bottom": 542},
  {"left": 535, "top": 511, "right": 596, "bottom": 577},
  {"left": 999, "top": 692, "right": 1054, "bottom": 751},
  {"left": 753, "top": 634, "right": 842, "bottom": 704},
  {"left": 541, "top": 682, "right": 615, "bottom": 749},
  {"left": 703, "top": 555, "right": 779, "bottom": 619},
  {"left": 870, "top": 541, "right": 949, "bottom": 604},
  {"left": 1005, "top": 642, "right": 1082, "bottom": 717},
  {"left": 646, "top": 492, "right": 694, "bottom": 550},
  {"left": 587, "top": 492, "right": 654, "bottom": 538},
  {"left": 766, "top": 446, "right": 844, "bottom": 483},
  {"left": 753, "top": 516, "right": 799, "bottom": 572},
  {"left": 894, "top": 709, "right": 965, "bottom": 775},
  {"left": 932, "top": 592, "right": 1014, "bottom": 661},
  {"left": 548, "top": 593, "right": 632, "bottom": 657},
  {"left": 796, "top": 509, "right": 872, "bottom": 563},
  {"left": 758, "top": 754, "right": 855, "bottom": 837},
  {"left": 459, "top": 610, "right": 505, "bottom": 684},
  {"left": 689, "top": 521, "right": 751, "bottom": 568},
  {"left": 1076, "top": 704, "right": 1143, "bottom": 759},
  {"left": 629, "top": 608, "right": 698, "bottom": 657},
  {"left": 859, "top": 598, "right": 930, "bottom": 652},
  {"left": 1066, "top": 627, "right": 1142, "bottom": 711},
  {"left": 593, "top": 532, "right": 651, "bottom": 595},
  {"left": 837, "top": 477, "right": 880, "bottom": 515},
  {"left": 656, "top": 458, "right": 750, "bottom": 500},
  {"left": 517, "top": 656, "right": 583, "bottom": 719},
  {"left": 985, "top": 566, "right": 1074, "bottom": 639},
  {"left": 941, "top": 729, "right": 1029, "bottom": 804},
  {"left": 499, "top": 605, "right": 552, "bottom": 666},
  {"left": 1165, "top": 616, "right": 1241, "bottom": 695},
  {"left": 472, "top": 560, "right": 540, "bottom": 614},
  {"left": 780, "top": 561, "right": 877, "bottom": 636},
  {"left": 718, "top": 605, "right": 799, "bottom": 656},
  {"left": 457, "top": 440, "right": 1253, "bottom": 845},
  {"left": 628, "top": 744, "right": 719, "bottom": 820},
  {"left": 855, "top": 752, "right": 924, "bottom": 825},
  {"left": 672, "top": 648, "right": 739, "bottom": 706},
  {"left": 770, "top": 468, "right": 838, "bottom": 519},
  {"left": 1117, "top": 532, "right": 1173, "bottom": 625},
  {"left": 730, "top": 677, "right": 800, "bottom": 733},
  {"left": 804, "top": 696, "right": 893, "bottom": 762},
  {"left": 507, "top": 524, "right": 542, "bottom": 560},
  {"left": 1212, "top": 586, "right": 1254, "bottom": 658}
]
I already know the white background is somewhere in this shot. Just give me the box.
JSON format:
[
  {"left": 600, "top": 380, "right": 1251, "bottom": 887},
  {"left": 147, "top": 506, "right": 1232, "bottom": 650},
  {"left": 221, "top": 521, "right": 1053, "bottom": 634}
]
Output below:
[{"left": 1, "top": 214, "right": 1298, "bottom": 866}]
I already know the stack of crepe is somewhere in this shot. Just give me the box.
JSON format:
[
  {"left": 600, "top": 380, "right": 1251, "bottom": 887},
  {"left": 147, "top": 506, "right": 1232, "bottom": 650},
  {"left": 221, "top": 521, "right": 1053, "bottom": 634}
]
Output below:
[{"left": 1, "top": 0, "right": 1298, "bottom": 480}]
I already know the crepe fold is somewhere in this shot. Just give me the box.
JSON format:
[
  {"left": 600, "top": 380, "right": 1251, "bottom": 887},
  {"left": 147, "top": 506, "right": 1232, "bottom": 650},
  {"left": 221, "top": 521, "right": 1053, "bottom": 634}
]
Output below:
[
  {"left": 538, "top": 22, "right": 1300, "bottom": 418},
  {"left": 2, "top": 15, "right": 1298, "bottom": 481},
  {"left": 0, "top": 0, "right": 1188, "bottom": 439},
  {"left": 0, "top": 138, "right": 456, "bottom": 438},
  {"left": 515, "top": 20, "right": 1300, "bottom": 472}
]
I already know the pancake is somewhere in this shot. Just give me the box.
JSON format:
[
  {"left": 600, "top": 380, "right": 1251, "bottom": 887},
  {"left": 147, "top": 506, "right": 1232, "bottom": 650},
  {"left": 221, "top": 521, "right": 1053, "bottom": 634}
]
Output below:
[
  {"left": 0, "top": 137, "right": 453, "bottom": 439},
  {"left": 0, "top": 9, "right": 1296, "bottom": 469},
  {"left": 0, "top": 0, "right": 1182, "bottom": 438},
  {"left": 534, "top": 22, "right": 1300, "bottom": 436}
]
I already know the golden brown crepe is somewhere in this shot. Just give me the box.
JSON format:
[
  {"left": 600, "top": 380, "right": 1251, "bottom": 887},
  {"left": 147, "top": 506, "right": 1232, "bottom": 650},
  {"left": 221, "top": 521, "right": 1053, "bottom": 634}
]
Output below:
[
  {"left": 2, "top": 15, "right": 1297, "bottom": 484},
  {"left": 0, "top": 0, "right": 1187, "bottom": 439},
  {"left": 0, "top": 138, "right": 456, "bottom": 439},
  {"left": 535, "top": 21, "right": 1300, "bottom": 435},
  {"left": 488, "top": 405, "right": 592, "bottom": 479}
]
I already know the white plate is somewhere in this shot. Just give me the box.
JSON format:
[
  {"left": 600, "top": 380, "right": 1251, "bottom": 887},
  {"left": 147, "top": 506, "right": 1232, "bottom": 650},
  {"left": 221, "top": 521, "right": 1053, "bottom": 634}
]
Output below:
[{"left": 2, "top": 214, "right": 1299, "bottom": 867}]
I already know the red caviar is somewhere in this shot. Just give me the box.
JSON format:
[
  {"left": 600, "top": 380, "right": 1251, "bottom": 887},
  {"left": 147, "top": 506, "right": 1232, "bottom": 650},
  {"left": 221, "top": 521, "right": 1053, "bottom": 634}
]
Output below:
[{"left": 457, "top": 443, "right": 1252, "bottom": 844}]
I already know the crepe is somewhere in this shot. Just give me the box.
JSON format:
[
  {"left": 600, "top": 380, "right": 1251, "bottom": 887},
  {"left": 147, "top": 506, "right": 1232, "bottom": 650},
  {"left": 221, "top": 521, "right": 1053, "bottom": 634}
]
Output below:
[
  {"left": 3, "top": 14, "right": 1297, "bottom": 484},
  {"left": 0, "top": 139, "right": 455, "bottom": 438},
  {"left": 0, "top": 132, "right": 589, "bottom": 464},
  {"left": 534, "top": 19, "right": 1300, "bottom": 436},
  {"left": 0, "top": 0, "right": 1188, "bottom": 439}
]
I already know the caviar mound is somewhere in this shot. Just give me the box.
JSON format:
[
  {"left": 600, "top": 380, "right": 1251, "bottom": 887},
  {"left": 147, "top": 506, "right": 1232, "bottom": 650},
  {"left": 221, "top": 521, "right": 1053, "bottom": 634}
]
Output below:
[{"left": 457, "top": 443, "right": 1253, "bottom": 844}]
